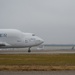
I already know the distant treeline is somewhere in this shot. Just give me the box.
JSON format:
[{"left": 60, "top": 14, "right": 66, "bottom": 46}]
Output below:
[{"left": 44, "top": 44, "right": 75, "bottom": 46}]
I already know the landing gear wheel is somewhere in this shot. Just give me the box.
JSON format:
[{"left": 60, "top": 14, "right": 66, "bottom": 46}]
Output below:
[{"left": 28, "top": 47, "right": 31, "bottom": 52}]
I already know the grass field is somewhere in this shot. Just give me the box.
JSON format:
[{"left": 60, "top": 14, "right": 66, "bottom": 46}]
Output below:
[{"left": 0, "top": 54, "right": 75, "bottom": 71}]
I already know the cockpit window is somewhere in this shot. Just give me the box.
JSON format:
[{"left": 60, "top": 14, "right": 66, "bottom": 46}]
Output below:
[{"left": 32, "top": 34, "right": 35, "bottom": 36}]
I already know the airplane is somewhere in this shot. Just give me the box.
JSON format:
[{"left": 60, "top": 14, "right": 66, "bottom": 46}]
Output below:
[{"left": 0, "top": 29, "right": 44, "bottom": 52}]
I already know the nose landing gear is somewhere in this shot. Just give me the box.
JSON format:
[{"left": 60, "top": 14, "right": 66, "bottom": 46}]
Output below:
[{"left": 28, "top": 47, "right": 31, "bottom": 52}]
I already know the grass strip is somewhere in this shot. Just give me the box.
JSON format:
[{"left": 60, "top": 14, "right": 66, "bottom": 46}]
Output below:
[
  {"left": 0, "top": 65, "right": 75, "bottom": 71},
  {"left": 0, "top": 54, "right": 75, "bottom": 71}
]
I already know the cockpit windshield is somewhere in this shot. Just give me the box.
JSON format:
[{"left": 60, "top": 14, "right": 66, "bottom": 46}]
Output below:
[
  {"left": 23, "top": 33, "right": 36, "bottom": 36},
  {"left": 32, "top": 34, "right": 35, "bottom": 36}
]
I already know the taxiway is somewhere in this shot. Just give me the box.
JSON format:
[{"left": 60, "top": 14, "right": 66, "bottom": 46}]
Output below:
[{"left": 0, "top": 49, "right": 75, "bottom": 54}]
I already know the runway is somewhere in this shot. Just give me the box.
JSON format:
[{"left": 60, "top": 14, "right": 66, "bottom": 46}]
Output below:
[
  {"left": 0, "top": 71, "right": 75, "bottom": 75},
  {"left": 0, "top": 49, "right": 75, "bottom": 54}
]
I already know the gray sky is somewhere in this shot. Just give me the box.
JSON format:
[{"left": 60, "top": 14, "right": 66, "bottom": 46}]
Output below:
[{"left": 0, "top": 0, "right": 75, "bottom": 44}]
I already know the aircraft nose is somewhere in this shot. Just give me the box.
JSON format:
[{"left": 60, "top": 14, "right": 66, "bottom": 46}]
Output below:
[
  {"left": 40, "top": 39, "right": 44, "bottom": 43},
  {"left": 36, "top": 38, "right": 44, "bottom": 44}
]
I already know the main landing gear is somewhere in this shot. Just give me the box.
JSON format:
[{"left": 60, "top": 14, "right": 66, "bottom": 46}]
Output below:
[{"left": 28, "top": 47, "right": 31, "bottom": 52}]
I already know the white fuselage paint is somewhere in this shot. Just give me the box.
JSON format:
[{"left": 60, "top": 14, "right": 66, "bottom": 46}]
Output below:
[{"left": 0, "top": 29, "right": 44, "bottom": 48}]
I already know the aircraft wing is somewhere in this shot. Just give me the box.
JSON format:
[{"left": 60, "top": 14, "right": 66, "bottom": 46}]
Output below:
[{"left": 0, "top": 42, "right": 10, "bottom": 47}]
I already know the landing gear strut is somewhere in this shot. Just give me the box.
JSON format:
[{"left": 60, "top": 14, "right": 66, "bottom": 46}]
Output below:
[{"left": 28, "top": 47, "right": 31, "bottom": 52}]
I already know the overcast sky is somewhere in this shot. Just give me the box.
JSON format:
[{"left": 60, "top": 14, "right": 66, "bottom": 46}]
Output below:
[{"left": 0, "top": 0, "right": 75, "bottom": 44}]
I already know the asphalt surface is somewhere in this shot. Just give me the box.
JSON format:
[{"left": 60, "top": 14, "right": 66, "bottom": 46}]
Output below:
[
  {"left": 0, "top": 49, "right": 75, "bottom": 54},
  {"left": 0, "top": 71, "right": 75, "bottom": 75}
]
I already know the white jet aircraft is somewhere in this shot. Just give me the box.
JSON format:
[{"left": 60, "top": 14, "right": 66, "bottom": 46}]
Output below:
[{"left": 0, "top": 29, "right": 44, "bottom": 52}]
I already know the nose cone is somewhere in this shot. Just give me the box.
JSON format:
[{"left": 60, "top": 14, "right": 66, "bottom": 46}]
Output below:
[
  {"left": 36, "top": 37, "right": 44, "bottom": 45},
  {"left": 40, "top": 39, "right": 44, "bottom": 44}
]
